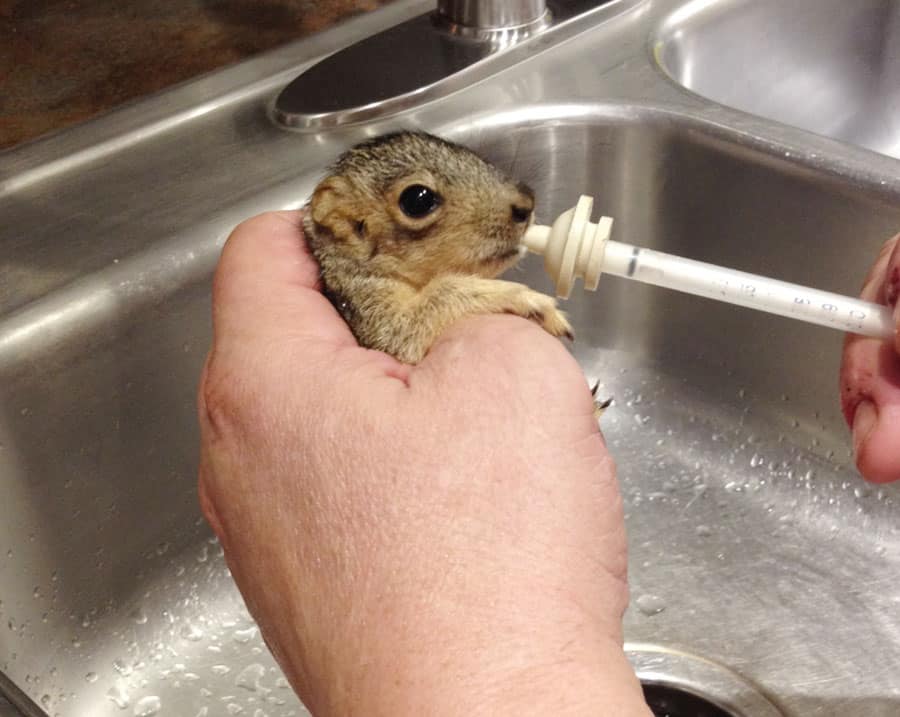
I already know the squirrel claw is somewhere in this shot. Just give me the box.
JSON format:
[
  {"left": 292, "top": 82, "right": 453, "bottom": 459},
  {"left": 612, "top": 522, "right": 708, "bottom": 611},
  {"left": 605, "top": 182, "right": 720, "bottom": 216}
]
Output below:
[
  {"left": 594, "top": 396, "right": 613, "bottom": 419},
  {"left": 590, "top": 382, "right": 612, "bottom": 418}
]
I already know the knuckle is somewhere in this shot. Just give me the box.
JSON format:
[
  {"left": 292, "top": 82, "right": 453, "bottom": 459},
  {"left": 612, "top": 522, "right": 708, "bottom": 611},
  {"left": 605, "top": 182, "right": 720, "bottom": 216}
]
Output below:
[
  {"left": 231, "top": 212, "right": 284, "bottom": 241},
  {"left": 198, "top": 354, "right": 247, "bottom": 443}
]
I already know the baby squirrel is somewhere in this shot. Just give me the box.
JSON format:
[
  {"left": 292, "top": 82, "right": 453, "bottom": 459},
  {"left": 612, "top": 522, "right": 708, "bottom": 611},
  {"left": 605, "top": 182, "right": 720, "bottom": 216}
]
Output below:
[{"left": 303, "top": 131, "right": 572, "bottom": 364}]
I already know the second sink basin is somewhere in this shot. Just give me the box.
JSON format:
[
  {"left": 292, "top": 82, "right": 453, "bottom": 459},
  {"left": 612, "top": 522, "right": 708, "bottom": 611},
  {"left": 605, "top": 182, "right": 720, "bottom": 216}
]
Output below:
[{"left": 654, "top": 0, "right": 900, "bottom": 159}]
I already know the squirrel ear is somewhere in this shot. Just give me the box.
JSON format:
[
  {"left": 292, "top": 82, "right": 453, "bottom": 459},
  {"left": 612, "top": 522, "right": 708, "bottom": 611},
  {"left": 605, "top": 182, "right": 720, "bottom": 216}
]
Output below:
[
  {"left": 310, "top": 176, "right": 350, "bottom": 225},
  {"left": 310, "top": 176, "right": 370, "bottom": 243}
]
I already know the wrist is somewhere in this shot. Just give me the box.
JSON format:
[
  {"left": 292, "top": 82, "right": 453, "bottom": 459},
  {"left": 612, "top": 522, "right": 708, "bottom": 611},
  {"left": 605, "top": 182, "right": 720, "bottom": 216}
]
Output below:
[
  {"left": 307, "top": 584, "right": 648, "bottom": 716},
  {"left": 327, "top": 632, "right": 649, "bottom": 716}
]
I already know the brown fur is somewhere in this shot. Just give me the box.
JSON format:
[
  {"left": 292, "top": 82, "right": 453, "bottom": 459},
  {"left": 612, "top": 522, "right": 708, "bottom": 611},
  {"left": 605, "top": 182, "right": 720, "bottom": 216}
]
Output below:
[{"left": 304, "top": 131, "right": 572, "bottom": 364}]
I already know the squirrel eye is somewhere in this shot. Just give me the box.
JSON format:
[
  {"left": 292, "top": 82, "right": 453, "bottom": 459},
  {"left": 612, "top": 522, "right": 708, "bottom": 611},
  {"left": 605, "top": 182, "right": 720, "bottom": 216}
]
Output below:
[{"left": 398, "top": 185, "right": 441, "bottom": 219}]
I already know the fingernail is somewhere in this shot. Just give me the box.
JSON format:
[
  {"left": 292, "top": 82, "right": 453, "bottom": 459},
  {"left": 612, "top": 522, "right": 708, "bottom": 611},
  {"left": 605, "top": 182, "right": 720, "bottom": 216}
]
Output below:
[{"left": 852, "top": 400, "right": 877, "bottom": 456}]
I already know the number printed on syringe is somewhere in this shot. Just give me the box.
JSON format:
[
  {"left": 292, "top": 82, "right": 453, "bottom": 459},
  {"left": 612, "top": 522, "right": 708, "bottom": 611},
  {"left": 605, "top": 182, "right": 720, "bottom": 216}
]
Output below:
[
  {"left": 792, "top": 296, "right": 868, "bottom": 331},
  {"left": 793, "top": 297, "right": 811, "bottom": 314}
]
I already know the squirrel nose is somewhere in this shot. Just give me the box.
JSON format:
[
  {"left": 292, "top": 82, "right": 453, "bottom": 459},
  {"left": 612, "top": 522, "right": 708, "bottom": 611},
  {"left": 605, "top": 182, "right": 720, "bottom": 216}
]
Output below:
[
  {"left": 511, "top": 203, "right": 532, "bottom": 223},
  {"left": 511, "top": 183, "right": 535, "bottom": 223}
]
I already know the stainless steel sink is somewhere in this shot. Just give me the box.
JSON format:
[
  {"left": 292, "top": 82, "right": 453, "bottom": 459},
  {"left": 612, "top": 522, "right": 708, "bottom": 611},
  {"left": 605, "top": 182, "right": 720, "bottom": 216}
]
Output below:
[
  {"left": 654, "top": 0, "right": 900, "bottom": 160},
  {"left": 2, "top": 0, "right": 900, "bottom": 715}
]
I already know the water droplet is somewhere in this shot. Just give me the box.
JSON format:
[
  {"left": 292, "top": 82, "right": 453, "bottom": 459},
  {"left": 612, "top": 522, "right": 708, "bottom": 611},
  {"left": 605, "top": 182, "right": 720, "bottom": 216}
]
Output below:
[
  {"left": 133, "top": 695, "right": 161, "bottom": 716},
  {"left": 40, "top": 694, "right": 52, "bottom": 709},
  {"left": 226, "top": 704, "right": 244, "bottom": 715},
  {"left": 85, "top": 672, "right": 98, "bottom": 683},
  {"left": 113, "top": 659, "right": 133, "bottom": 676},
  {"left": 749, "top": 454, "right": 763, "bottom": 468},
  {"left": 253, "top": 710, "right": 270, "bottom": 717},
  {"left": 275, "top": 677, "right": 290, "bottom": 690},
  {"left": 695, "top": 525, "right": 712, "bottom": 537},
  {"left": 211, "top": 664, "right": 231, "bottom": 676},
  {"left": 635, "top": 594, "right": 666, "bottom": 616},
  {"left": 180, "top": 623, "right": 204, "bottom": 642},
  {"left": 33, "top": 586, "right": 41, "bottom": 599},
  {"left": 233, "top": 626, "right": 257, "bottom": 644},
  {"left": 107, "top": 684, "right": 130, "bottom": 709},
  {"left": 155, "top": 542, "right": 169, "bottom": 556},
  {"left": 129, "top": 608, "right": 148, "bottom": 625},
  {"left": 235, "top": 663, "right": 267, "bottom": 692},
  {"left": 195, "top": 709, "right": 209, "bottom": 717}
]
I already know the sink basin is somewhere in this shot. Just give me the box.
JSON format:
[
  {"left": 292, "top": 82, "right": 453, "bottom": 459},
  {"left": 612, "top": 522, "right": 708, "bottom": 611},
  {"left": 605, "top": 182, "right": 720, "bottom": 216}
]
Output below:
[
  {"left": 2, "top": 0, "right": 900, "bottom": 715},
  {"left": 655, "top": 0, "right": 900, "bottom": 160}
]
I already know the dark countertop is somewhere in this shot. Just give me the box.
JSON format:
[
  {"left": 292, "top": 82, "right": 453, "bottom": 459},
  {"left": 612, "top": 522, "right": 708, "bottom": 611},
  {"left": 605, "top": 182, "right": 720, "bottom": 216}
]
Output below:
[{"left": 0, "top": 0, "right": 393, "bottom": 150}]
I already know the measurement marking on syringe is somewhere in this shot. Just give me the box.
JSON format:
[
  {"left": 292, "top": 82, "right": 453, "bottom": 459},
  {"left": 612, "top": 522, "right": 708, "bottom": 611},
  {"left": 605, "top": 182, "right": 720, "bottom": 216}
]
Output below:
[{"left": 627, "top": 247, "right": 639, "bottom": 277}]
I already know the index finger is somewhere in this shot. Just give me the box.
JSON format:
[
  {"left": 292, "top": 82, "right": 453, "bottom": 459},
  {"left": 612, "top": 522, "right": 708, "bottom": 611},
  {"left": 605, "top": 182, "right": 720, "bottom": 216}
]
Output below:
[{"left": 212, "top": 211, "right": 356, "bottom": 353}]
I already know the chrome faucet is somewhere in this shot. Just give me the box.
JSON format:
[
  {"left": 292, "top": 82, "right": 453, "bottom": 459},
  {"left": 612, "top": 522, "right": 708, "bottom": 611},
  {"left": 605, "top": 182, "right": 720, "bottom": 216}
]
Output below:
[{"left": 274, "top": 0, "right": 621, "bottom": 130}]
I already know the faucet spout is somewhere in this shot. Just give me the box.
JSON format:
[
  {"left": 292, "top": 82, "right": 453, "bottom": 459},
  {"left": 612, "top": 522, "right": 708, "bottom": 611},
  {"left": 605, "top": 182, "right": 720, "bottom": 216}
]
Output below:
[{"left": 436, "top": 0, "right": 549, "bottom": 31}]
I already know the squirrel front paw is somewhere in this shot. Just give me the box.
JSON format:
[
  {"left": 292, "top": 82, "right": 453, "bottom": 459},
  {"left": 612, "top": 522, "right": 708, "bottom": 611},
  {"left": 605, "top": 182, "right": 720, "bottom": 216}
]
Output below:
[{"left": 512, "top": 288, "right": 574, "bottom": 341}]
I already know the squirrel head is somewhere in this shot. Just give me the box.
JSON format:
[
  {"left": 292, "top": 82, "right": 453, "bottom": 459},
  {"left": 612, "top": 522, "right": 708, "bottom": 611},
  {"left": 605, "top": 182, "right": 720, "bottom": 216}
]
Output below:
[{"left": 306, "top": 132, "right": 535, "bottom": 286}]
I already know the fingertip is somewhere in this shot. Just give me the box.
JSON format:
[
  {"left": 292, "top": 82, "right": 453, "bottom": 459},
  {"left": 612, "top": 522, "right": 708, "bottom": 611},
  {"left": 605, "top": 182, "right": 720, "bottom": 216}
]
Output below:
[{"left": 854, "top": 401, "right": 900, "bottom": 484}]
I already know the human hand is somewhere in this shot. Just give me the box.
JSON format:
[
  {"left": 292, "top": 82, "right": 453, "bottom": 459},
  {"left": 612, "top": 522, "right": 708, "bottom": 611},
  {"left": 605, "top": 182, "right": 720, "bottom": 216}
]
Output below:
[
  {"left": 197, "top": 211, "right": 650, "bottom": 716},
  {"left": 840, "top": 234, "right": 900, "bottom": 483}
]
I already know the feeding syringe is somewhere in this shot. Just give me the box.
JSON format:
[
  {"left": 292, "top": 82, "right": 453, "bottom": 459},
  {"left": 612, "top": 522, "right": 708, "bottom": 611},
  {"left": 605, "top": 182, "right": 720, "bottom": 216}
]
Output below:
[{"left": 521, "top": 196, "right": 894, "bottom": 340}]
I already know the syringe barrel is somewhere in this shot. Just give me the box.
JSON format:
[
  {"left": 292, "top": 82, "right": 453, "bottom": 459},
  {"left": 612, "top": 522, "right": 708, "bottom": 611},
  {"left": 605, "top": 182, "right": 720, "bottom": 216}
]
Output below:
[{"left": 602, "top": 240, "right": 895, "bottom": 340}]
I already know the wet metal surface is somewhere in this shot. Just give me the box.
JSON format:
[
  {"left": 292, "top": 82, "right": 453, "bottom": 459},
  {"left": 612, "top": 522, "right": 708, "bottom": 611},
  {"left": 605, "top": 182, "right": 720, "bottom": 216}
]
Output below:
[{"left": 1, "top": 0, "right": 900, "bottom": 714}]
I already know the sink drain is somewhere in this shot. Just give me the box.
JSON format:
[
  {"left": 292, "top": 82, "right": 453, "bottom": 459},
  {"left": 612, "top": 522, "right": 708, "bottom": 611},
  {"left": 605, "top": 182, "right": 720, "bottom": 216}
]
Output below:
[
  {"left": 627, "top": 643, "right": 785, "bottom": 717},
  {"left": 643, "top": 683, "right": 735, "bottom": 717}
]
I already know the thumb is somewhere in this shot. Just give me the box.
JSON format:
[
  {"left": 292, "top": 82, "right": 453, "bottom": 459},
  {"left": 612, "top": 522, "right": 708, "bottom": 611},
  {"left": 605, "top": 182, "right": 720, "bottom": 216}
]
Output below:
[{"left": 211, "top": 211, "right": 356, "bottom": 354}]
